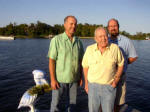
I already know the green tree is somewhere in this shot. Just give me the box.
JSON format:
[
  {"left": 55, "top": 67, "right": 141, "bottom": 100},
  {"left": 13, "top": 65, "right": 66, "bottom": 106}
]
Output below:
[
  {"left": 15, "top": 24, "right": 28, "bottom": 36},
  {"left": 53, "top": 24, "right": 64, "bottom": 34},
  {"left": 5, "top": 23, "right": 14, "bottom": 35},
  {"left": 27, "top": 23, "right": 36, "bottom": 37},
  {"left": 36, "top": 21, "right": 50, "bottom": 36}
]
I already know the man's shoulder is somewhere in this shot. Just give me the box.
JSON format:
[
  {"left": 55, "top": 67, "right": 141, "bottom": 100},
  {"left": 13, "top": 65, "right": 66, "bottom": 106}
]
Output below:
[
  {"left": 110, "top": 43, "right": 118, "bottom": 47},
  {"left": 74, "top": 36, "right": 82, "bottom": 42},
  {"left": 119, "top": 35, "right": 131, "bottom": 42},
  {"left": 109, "top": 43, "right": 119, "bottom": 49},
  {"left": 86, "top": 43, "right": 97, "bottom": 50},
  {"left": 74, "top": 36, "right": 79, "bottom": 39},
  {"left": 51, "top": 33, "right": 65, "bottom": 43},
  {"left": 53, "top": 33, "right": 64, "bottom": 39}
]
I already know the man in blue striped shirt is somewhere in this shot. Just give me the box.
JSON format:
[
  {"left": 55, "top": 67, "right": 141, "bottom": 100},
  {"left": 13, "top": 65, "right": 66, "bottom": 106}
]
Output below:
[{"left": 107, "top": 18, "right": 138, "bottom": 112}]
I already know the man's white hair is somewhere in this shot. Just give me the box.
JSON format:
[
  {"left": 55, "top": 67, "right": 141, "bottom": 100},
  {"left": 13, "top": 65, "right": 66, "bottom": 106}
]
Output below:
[{"left": 94, "top": 27, "right": 108, "bottom": 37}]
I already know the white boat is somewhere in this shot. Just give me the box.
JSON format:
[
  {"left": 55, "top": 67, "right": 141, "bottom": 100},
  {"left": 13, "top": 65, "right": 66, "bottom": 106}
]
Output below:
[
  {"left": 145, "top": 37, "right": 150, "bottom": 40},
  {"left": 0, "top": 36, "right": 15, "bottom": 40}
]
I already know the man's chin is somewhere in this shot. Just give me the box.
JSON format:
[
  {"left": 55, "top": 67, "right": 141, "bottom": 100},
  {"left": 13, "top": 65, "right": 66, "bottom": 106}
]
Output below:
[
  {"left": 110, "top": 33, "right": 118, "bottom": 37},
  {"left": 70, "top": 30, "right": 76, "bottom": 34},
  {"left": 70, "top": 32, "right": 75, "bottom": 35}
]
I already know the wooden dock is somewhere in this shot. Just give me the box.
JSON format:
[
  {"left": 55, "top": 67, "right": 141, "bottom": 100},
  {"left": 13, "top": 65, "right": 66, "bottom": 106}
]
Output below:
[{"left": 37, "top": 104, "right": 141, "bottom": 112}]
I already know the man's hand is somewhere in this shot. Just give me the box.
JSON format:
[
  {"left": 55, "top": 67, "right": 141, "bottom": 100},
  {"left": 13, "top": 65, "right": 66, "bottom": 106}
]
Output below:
[
  {"left": 51, "top": 80, "right": 60, "bottom": 90},
  {"left": 49, "top": 58, "right": 60, "bottom": 90},
  {"left": 83, "top": 67, "right": 89, "bottom": 94},
  {"left": 84, "top": 82, "right": 88, "bottom": 94},
  {"left": 111, "top": 65, "right": 124, "bottom": 88},
  {"left": 128, "top": 57, "right": 138, "bottom": 64},
  {"left": 78, "top": 78, "right": 83, "bottom": 87},
  {"left": 111, "top": 80, "right": 117, "bottom": 88}
]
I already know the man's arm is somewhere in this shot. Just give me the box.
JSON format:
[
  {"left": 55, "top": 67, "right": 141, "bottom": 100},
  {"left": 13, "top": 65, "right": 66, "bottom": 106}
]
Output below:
[
  {"left": 78, "top": 40, "right": 84, "bottom": 87},
  {"left": 83, "top": 67, "right": 89, "bottom": 93},
  {"left": 127, "top": 39, "right": 138, "bottom": 64},
  {"left": 78, "top": 60, "right": 83, "bottom": 86},
  {"left": 49, "top": 58, "right": 60, "bottom": 90},
  {"left": 111, "top": 65, "right": 124, "bottom": 88},
  {"left": 128, "top": 57, "right": 138, "bottom": 64}
]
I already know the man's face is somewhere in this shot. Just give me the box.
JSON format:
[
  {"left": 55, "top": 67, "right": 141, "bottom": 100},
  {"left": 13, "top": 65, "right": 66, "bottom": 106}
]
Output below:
[
  {"left": 107, "top": 20, "right": 119, "bottom": 37},
  {"left": 64, "top": 17, "right": 77, "bottom": 35},
  {"left": 95, "top": 29, "right": 108, "bottom": 48}
]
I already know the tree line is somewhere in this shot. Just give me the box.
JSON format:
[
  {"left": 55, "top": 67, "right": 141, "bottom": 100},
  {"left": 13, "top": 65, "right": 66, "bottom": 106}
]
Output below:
[{"left": 0, "top": 21, "right": 149, "bottom": 40}]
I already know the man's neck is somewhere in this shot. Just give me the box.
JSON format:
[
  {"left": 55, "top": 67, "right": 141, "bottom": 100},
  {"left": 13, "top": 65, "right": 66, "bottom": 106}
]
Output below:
[
  {"left": 65, "top": 32, "right": 74, "bottom": 41},
  {"left": 110, "top": 36, "right": 117, "bottom": 40},
  {"left": 97, "top": 45, "right": 107, "bottom": 54},
  {"left": 110, "top": 34, "right": 119, "bottom": 40}
]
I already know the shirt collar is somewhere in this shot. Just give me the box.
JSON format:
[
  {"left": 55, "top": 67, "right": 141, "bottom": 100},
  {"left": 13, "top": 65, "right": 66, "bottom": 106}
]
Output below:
[
  {"left": 109, "top": 35, "right": 121, "bottom": 42},
  {"left": 94, "top": 43, "right": 110, "bottom": 51},
  {"left": 117, "top": 35, "right": 121, "bottom": 41},
  {"left": 63, "top": 32, "right": 77, "bottom": 42}
]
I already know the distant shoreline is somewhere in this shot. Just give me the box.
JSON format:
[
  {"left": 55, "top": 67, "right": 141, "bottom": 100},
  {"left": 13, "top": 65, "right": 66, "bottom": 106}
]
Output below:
[
  {"left": 0, "top": 35, "right": 146, "bottom": 40},
  {"left": 14, "top": 35, "right": 93, "bottom": 39},
  {"left": 80, "top": 37, "right": 93, "bottom": 39}
]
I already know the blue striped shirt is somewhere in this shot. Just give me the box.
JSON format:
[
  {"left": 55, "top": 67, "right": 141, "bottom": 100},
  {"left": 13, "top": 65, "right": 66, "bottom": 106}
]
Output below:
[{"left": 109, "top": 35, "right": 138, "bottom": 72}]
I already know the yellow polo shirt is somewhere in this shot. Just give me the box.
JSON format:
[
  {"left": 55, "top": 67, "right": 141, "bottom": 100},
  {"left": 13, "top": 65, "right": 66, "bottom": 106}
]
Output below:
[{"left": 82, "top": 43, "right": 124, "bottom": 85}]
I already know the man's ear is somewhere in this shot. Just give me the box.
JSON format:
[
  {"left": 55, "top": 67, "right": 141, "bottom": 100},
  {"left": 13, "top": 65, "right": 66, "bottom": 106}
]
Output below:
[{"left": 94, "top": 37, "right": 97, "bottom": 43}]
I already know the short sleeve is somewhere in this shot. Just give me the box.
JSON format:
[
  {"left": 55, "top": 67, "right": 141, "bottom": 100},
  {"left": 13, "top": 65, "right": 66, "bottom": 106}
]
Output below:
[
  {"left": 127, "top": 39, "right": 138, "bottom": 58},
  {"left": 82, "top": 47, "right": 89, "bottom": 68},
  {"left": 47, "top": 37, "right": 58, "bottom": 60}
]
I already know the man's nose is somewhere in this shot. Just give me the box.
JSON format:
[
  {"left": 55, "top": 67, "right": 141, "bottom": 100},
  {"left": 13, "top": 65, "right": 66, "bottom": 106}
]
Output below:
[{"left": 72, "top": 24, "right": 76, "bottom": 28}]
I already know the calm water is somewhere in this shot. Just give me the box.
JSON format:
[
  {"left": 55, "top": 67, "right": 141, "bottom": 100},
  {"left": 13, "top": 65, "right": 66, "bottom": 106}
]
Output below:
[{"left": 0, "top": 39, "right": 150, "bottom": 112}]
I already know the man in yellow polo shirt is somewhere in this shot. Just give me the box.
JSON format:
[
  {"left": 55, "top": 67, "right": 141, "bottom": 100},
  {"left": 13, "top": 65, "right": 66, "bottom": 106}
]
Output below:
[
  {"left": 48, "top": 16, "right": 84, "bottom": 112},
  {"left": 82, "top": 27, "right": 124, "bottom": 112}
]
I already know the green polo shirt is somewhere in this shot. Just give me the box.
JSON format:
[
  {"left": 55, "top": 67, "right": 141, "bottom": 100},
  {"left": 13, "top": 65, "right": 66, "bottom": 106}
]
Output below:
[{"left": 48, "top": 32, "right": 84, "bottom": 83}]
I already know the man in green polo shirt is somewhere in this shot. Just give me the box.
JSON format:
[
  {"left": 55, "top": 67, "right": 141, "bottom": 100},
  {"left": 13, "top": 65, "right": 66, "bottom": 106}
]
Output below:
[{"left": 48, "top": 15, "right": 84, "bottom": 112}]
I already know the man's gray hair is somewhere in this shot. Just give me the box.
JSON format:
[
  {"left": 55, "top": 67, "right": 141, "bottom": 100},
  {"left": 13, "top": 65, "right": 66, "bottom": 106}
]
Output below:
[
  {"left": 64, "top": 15, "right": 77, "bottom": 23},
  {"left": 94, "top": 27, "right": 108, "bottom": 37}
]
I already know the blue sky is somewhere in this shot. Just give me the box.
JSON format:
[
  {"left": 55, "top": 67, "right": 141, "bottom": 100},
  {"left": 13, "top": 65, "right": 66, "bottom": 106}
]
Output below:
[{"left": 0, "top": 0, "right": 150, "bottom": 34}]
